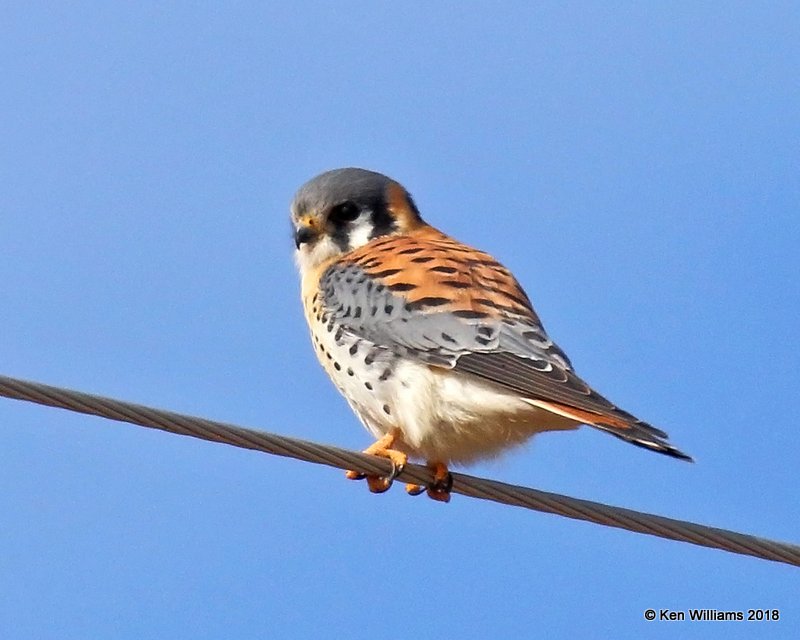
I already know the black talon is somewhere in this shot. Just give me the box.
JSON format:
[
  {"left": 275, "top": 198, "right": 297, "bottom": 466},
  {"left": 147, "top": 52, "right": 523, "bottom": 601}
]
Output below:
[
  {"left": 430, "top": 471, "right": 453, "bottom": 494},
  {"left": 366, "top": 461, "right": 404, "bottom": 494},
  {"left": 386, "top": 461, "right": 404, "bottom": 483},
  {"left": 406, "top": 484, "right": 426, "bottom": 496}
]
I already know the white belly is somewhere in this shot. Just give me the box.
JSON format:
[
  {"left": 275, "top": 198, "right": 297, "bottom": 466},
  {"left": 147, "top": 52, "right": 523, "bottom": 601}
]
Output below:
[
  {"left": 385, "top": 360, "right": 579, "bottom": 464},
  {"left": 312, "top": 334, "right": 579, "bottom": 464}
]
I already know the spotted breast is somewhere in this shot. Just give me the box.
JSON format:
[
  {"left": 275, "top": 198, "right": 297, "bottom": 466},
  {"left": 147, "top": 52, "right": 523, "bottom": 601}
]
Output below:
[{"left": 301, "top": 226, "right": 583, "bottom": 464}]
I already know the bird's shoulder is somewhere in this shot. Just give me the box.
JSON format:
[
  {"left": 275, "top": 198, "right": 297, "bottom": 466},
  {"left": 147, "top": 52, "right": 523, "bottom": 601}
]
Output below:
[{"left": 320, "top": 225, "right": 540, "bottom": 323}]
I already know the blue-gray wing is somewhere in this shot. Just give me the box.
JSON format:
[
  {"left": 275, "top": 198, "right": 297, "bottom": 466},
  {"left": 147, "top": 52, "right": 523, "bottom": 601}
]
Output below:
[{"left": 314, "top": 232, "right": 692, "bottom": 461}]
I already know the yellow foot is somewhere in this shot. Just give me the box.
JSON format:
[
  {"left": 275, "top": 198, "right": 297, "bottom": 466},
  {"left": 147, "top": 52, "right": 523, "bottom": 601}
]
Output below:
[
  {"left": 345, "top": 430, "right": 407, "bottom": 494},
  {"left": 406, "top": 462, "right": 452, "bottom": 503}
]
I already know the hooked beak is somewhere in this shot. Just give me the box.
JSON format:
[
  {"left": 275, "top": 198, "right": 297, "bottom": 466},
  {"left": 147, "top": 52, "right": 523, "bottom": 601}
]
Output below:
[{"left": 293, "top": 224, "right": 317, "bottom": 249}]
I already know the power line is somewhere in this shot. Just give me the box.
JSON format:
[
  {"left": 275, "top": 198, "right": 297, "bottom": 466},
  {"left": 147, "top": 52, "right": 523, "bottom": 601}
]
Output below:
[{"left": 1, "top": 373, "right": 798, "bottom": 568}]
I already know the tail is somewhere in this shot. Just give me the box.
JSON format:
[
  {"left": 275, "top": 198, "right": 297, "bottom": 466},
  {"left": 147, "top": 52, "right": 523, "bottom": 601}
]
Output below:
[
  {"left": 535, "top": 401, "right": 694, "bottom": 462},
  {"left": 594, "top": 421, "right": 694, "bottom": 462}
]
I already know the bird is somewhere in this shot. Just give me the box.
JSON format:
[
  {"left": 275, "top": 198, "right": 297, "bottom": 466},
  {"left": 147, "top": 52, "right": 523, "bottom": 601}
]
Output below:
[{"left": 290, "top": 167, "right": 691, "bottom": 501}]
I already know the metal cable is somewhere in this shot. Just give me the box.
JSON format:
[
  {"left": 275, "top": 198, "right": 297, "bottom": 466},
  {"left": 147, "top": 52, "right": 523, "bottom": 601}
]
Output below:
[{"left": 1, "top": 374, "right": 798, "bottom": 568}]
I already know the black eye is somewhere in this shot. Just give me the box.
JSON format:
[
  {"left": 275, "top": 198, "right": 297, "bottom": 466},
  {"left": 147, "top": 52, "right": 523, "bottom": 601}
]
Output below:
[{"left": 328, "top": 201, "right": 361, "bottom": 225}]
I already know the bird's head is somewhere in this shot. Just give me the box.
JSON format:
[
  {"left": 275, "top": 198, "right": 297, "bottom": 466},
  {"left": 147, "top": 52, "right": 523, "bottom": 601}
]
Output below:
[{"left": 290, "top": 168, "right": 424, "bottom": 274}]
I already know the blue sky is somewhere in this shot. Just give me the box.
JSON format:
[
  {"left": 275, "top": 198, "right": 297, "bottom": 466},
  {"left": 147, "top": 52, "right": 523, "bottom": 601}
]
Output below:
[{"left": 1, "top": 2, "right": 798, "bottom": 638}]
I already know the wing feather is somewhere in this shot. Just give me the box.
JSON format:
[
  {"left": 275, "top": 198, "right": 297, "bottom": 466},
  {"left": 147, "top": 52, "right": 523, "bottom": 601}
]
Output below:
[{"left": 317, "top": 227, "right": 691, "bottom": 460}]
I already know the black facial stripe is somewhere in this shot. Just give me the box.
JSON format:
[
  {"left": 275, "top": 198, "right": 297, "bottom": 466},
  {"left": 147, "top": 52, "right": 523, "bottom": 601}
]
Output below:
[
  {"left": 368, "top": 196, "right": 397, "bottom": 240},
  {"left": 330, "top": 222, "right": 351, "bottom": 252}
]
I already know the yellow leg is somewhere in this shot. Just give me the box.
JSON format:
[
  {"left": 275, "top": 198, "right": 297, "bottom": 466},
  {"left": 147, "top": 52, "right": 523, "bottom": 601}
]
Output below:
[{"left": 345, "top": 430, "right": 407, "bottom": 494}]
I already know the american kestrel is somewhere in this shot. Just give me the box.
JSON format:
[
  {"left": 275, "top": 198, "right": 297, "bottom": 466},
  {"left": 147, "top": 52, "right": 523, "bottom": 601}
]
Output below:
[{"left": 291, "top": 168, "right": 691, "bottom": 501}]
